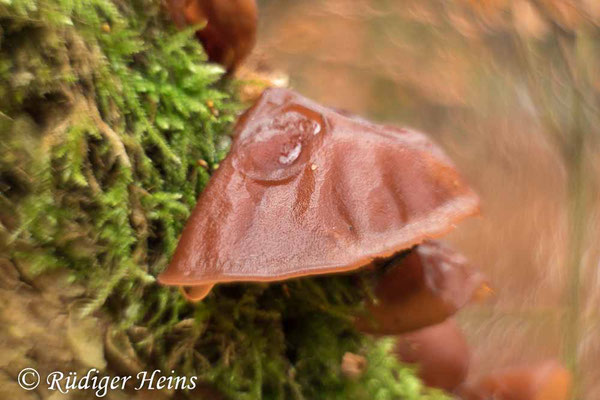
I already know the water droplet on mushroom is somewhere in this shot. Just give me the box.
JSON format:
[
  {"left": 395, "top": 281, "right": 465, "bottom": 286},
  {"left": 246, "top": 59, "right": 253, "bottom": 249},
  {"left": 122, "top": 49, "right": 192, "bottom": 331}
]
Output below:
[
  {"left": 313, "top": 122, "right": 321, "bottom": 135},
  {"left": 279, "top": 141, "right": 302, "bottom": 165}
]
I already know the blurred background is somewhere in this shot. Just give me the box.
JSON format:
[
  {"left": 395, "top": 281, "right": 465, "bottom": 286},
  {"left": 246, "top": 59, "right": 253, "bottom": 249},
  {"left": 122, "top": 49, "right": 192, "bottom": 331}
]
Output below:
[{"left": 248, "top": 0, "right": 599, "bottom": 398}]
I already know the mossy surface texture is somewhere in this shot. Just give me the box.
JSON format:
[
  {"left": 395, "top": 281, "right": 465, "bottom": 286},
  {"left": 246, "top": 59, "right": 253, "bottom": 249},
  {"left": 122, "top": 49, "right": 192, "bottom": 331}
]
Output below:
[{"left": 0, "top": 1, "right": 448, "bottom": 399}]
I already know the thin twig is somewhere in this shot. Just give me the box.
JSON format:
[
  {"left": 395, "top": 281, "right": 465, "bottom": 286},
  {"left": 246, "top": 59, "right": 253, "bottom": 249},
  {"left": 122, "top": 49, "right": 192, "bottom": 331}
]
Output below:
[{"left": 85, "top": 98, "right": 132, "bottom": 169}]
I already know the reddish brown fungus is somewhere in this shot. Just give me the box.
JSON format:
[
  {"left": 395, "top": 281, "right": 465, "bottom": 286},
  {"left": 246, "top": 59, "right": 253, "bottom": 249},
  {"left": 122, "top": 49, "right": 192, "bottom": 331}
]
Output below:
[
  {"left": 180, "top": 284, "right": 214, "bottom": 302},
  {"left": 158, "top": 88, "right": 479, "bottom": 300},
  {"left": 166, "top": 0, "right": 258, "bottom": 72},
  {"left": 356, "top": 240, "right": 488, "bottom": 334},
  {"left": 459, "top": 360, "right": 572, "bottom": 400},
  {"left": 394, "top": 318, "right": 470, "bottom": 392}
]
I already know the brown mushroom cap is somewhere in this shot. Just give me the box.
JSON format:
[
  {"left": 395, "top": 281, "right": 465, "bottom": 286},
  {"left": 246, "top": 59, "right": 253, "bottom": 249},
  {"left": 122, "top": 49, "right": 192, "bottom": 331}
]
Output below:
[
  {"left": 166, "top": 0, "right": 258, "bottom": 72},
  {"left": 356, "top": 240, "right": 487, "bottom": 334},
  {"left": 458, "top": 360, "right": 572, "bottom": 400},
  {"left": 394, "top": 318, "right": 470, "bottom": 392},
  {"left": 158, "top": 88, "right": 479, "bottom": 299}
]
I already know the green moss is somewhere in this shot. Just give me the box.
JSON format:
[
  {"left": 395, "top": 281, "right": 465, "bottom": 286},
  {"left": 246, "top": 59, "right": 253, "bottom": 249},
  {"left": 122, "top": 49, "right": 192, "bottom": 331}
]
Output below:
[{"left": 0, "top": 0, "right": 449, "bottom": 398}]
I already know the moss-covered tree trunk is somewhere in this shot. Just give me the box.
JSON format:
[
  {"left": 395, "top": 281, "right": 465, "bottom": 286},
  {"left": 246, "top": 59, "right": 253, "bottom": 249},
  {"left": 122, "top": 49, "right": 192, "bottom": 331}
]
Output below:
[{"left": 0, "top": 1, "right": 448, "bottom": 399}]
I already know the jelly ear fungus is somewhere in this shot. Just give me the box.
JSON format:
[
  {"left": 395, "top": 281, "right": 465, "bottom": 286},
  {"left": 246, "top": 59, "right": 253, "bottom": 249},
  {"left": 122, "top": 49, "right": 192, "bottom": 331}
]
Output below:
[
  {"left": 165, "top": 0, "right": 258, "bottom": 72},
  {"left": 394, "top": 318, "right": 470, "bottom": 392},
  {"left": 458, "top": 360, "right": 572, "bottom": 400},
  {"left": 356, "top": 240, "right": 489, "bottom": 335},
  {"left": 158, "top": 88, "right": 479, "bottom": 301}
]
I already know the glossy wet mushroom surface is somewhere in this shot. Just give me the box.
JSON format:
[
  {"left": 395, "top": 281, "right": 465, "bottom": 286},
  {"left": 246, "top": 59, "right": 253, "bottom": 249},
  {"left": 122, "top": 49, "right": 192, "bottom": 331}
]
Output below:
[
  {"left": 356, "top": 240, "right": 488, "bottom": 334},
  {"left": 158, "top": 88, "right": 479, "bottom": 299},
  {"left": 394, "top": 318, "right": 470, "bottom": 392},
  {"left": 458, "top": 360, "right": 572, "bottom": 400},
  {"left": 166, "top": 0, "right": 258, "bottom": 72}
]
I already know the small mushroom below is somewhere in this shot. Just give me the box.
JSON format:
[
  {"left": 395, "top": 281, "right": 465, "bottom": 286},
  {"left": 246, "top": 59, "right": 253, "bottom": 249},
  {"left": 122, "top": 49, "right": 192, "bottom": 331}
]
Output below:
[
  {"left": 394, "top": 318, "right": 470, "bottom": 392},
  {"left": 158, "top": 88, "right": 479, "bottom": 301},
  {"left": 458, "top": 360, "right": 572, "bottom": 400},
  {"left": 356, "top": 240, "right": 489, "bottom": 335},
  {"left": 165, "top": 0, "right": 258, "bottom": 72}
]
